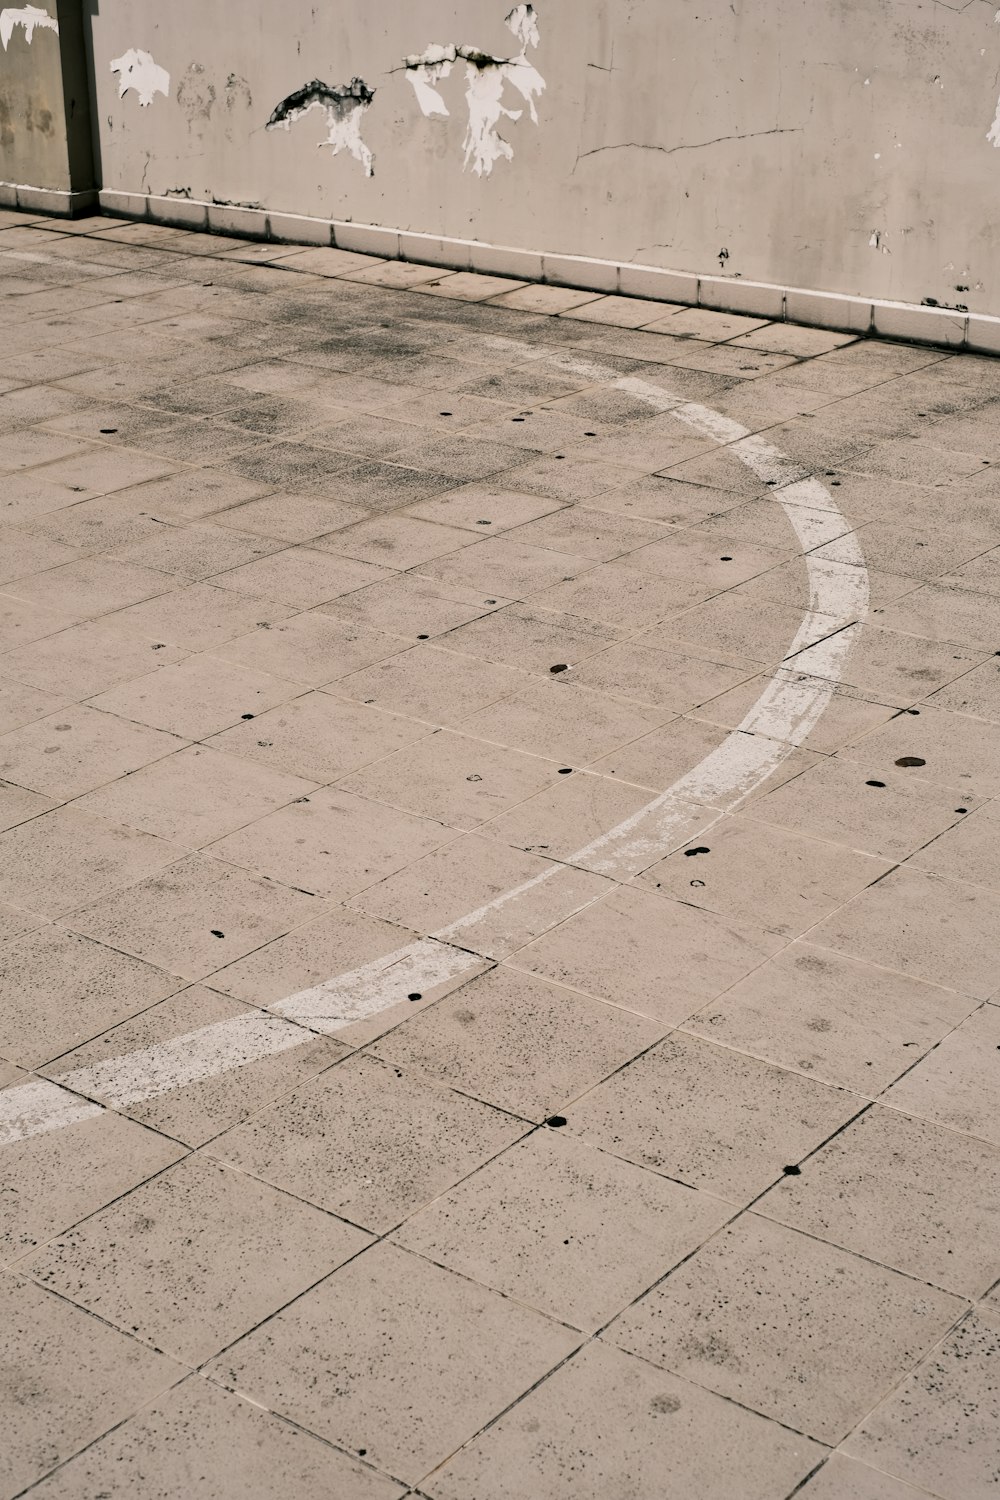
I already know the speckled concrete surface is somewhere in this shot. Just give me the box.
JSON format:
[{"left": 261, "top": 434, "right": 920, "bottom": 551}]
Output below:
[{"left": 1, "top": 212, "right": 999, "bottom": 1499}]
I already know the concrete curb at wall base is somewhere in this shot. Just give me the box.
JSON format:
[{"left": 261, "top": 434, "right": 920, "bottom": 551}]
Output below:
[
  {"left": 7, "top": 182, "right": 999, "bottom": 358},
  {"left": 0, "top": 183, "right": 99, "bottom": 215}
]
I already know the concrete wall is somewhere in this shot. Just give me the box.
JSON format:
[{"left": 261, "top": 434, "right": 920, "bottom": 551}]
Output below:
[
  {"left": 0, "top": 0, "right": 94, "bottom": 206},
  {"left": 5, "top": 1, "right": 1000, "bottom": 324}
]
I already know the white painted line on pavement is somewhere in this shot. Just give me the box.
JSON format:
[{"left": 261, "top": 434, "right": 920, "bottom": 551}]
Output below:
[{"left": 0, "top": 339, "right": 869, "bottom": 1145}]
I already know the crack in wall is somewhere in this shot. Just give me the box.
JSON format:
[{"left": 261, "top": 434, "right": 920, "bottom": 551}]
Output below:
[{"left": 573, "top": 127, "right": 803, "bottom": 173}]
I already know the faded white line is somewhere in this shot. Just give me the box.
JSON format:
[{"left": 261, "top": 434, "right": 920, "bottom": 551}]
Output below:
[{"left": 0, "top": 339, "right": 868, "bottom": 1144}]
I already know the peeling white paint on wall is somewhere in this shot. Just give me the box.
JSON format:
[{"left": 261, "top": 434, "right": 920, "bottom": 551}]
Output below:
[
  {"left": 110, "top": 48, "right": 170, "bottom": 107},
  {"left": 988, "top": 94, "right": 1000, "bottom": 146},
  {"left": 403, "top": 4, "right": 546, "bottom": 176},
  {"left": 404, "top": 43, "right": 455, "bottom": 117},
  {"left": 869, "top": 229, "right": 890, "bottom": 254},
  {"left": 0, "top": 4, "right": 57, "bottom": 49},
  {"left": 266, "top": 78, "right": 376, "bottom": 176}
]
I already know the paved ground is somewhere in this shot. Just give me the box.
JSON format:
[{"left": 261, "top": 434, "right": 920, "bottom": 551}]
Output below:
[{"left": 1, "top": 211, "right": 999, "bottom": 1500}]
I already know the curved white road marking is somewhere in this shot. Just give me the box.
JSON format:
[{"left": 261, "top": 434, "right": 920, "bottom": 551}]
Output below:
[{"left": 0, "top": 341, "right": 868, "bottom": 1145}]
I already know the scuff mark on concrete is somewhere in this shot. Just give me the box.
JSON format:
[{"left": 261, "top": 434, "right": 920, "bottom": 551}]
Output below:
[
  {"left": 225, "top": 73, "right": 252, "bottom": 111},
  {"left": 266, "top": 78, "right": 376, "bottom": 176},
  {"left": 177, "top": 61, "right": 216, "bottom": 127},
  {"left": 0, "top": 4, "right": 56, "bottom": 49},
  {"left": 403, "top": 4, "right": 545, "bottom": 175},
  {"left": 110, "top": 48, "right": 171, "bottom": 107}
]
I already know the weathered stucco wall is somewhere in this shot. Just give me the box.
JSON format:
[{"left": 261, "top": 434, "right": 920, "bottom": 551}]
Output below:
[
  {"left": 4, "top": 1, "right": 1000, "bottom": 319},
  {"left": 0, "top": 1, "right": 93, "bottom": 200}
]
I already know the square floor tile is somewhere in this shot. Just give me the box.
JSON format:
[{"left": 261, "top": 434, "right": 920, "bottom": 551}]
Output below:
[
  {"left": 749, "top": 755, "right": 976, "bottom": 861},
  {"left": 67, "top": 852, "right": 321, "bottom": 982},
  {"left": 216, "top": 489, "right": 367, "bottom": 542},
  {"left": 569, "top": 640, "right": 749, "bottom": 713},
  {"left": 339, "top": 728, "right": 561, "bottom": 829},
  {"left": 881, "top": 1004, "right": 1000, "bottom": 1146},
  {"left": 482, "top": 771, "right": 683, "bottom": 873},
  {"left": 809, "top": 866, "right": 1000, "bottom": 999},
  {"left": 0, "top": 1273, "right": 181, "bottom": 1500},
  {"left": 0, "top": 778, "right": 54, "bottom": 832},
  {"left": 206, "top": 904, "right": 424, "bottom": 1010},
  {"left": 90, "top": 654, "right": 304, "bottom": 739},
  {"left": 29, "top": 1154, "right": 371, "bottom": 1364},
  {"left": 702, "top": 671, "right": 899, "bottom": 756},
  {"left": 842, "top": 1308, "right": 1000, "bottom": 1500},
  {"left": 0, "top": 926, "right": 180, "bottom": 1068},
  {"left": 793, "top": 1455, "right": 934, "bottom": 1500},
  {"left": 27, "top": 1377, "right": 407, "bottom": 1500},
  {"left": 443, "top": 602, "right": 622, "bottom": 674},
  {"left": 208, "top": 691, "right": 425, "bottom": 782},
  {"left": 423, "top": 1340, "right": 823, "bottom": 1500},
  {"left": 0, "top": 679, "right": 71, "bottom": 736},
  {"left": 567, "top": 1032, "right": 860, "bottom": 1202},
  {"left": 6, "top": 556, "right": 174, "bottom": 620},
  {"left": 758, "top": 1105, "right": 1000, "bottom": 1295},
  {"left": 532, "top": 562, "right": 707, "bottom": 629},
  {"left": 322, "top": 574, "right": 509, "bottom": 641},
  {"left": 75, "top": 744, "right": 316, "bottom": 846},
  {"left": 908, "top": 804, "right": 1000, "bottom": 891},
  {"left": 205, "top": 1240, "right": 578, "bottom": 1484},
  {"left": 407, "top": 483, "right": 565, "bottom": 533},
  {"left": 328, "top": 644, "right": 525, "bottom": 727},
  {"left": 207, "top": 1053, "right": 526, "bottom": 1233},
  {"left": 0, "top": 704, "right": 181, "bottom": 798},
  {"left": 370, "top": 965, "right": 663, "bottom": 1122},
  {"left": 685, "top": 942, "right": 975, "bottom": 1092},
  {"left": 415, "top": 536, "right": 592, "bottom": 598},
  {"left": 0, "top": 807, "right": 181, "bottom": 919},
  {"left": 394, "top": 1128, "right": 730, "bottom": 1331},
  {"left": 512, "top": 883, "right": 783, "bottom": 1026},
  {"left": 349, "top": 831, "right": 610, "bottom": 959},
  {"left": 837, "top": 703, "right": 1000, "bottom": 801},
  {"left": 317, "top": 513, "right": 472, "bottom": 569},
  {"left": 0, "top": 1100, "right": 184, "bottom": 1262},
  {"left": 213, "top": 546, "right": 392, "bottom": 609},
  {"left": 208, "top": 786, "right": 451, "bottom": 900},
  {"left": 460, "top": 677, "right": 668, "bottom": 763},
  {"left": 928, "top": 658, "right": 1000, "bottom": 722},
  {"left": 109, "top": 522, "right": 282, "bottom": 581},
  {"left": 610, "top": 1213, "right": 963, "bottom": 1443},
  {"left": 44, "top": 985, "right": 342, "bottom": 1148},
  {"left": 638, "top": 816, "right": 889, "bottom": 939},
  {"left": 1, "top": 619, "right": 186, "bottom": 698},
  {"left": 788, "top": 623, "right": 985, "bottom": 706},
  {"left": 99, "top": 580, "right": 296, "bottom": 652},
  {"left": 213, "top": 612, "right": 411, "bottom": 687}
]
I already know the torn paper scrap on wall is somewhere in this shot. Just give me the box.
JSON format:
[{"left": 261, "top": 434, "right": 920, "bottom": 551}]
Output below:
[
  {"left": 110, "top": 48, "right": 171, "bottom": 107},
  {"left": 0, "top": 5, "right": 58, "bottom": 49},
  {"left": 266, "top": 78, "right": 376, "bottom": 176},
  {"left": 403, "top": 3, "right": 545, "bottom": 176}
]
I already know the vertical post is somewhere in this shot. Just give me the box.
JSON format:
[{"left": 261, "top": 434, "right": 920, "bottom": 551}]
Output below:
[{"left": 0, "top": 0, "right": 96, "bottom": 214}]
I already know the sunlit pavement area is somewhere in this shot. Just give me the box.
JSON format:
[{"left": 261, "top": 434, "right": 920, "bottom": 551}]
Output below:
[{"left": 2, "top": 210, "right": 1000, "bottom": 1499}]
